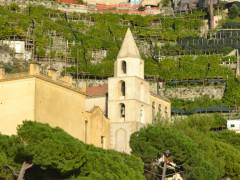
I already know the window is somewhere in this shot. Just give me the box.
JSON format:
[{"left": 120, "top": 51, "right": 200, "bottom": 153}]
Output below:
[
  {"left": 85, "top": 120, "right": 88, "bottom": 143},
  {"left": 165, "top": 107, "right": 168, "bottom": 113},
  {"left": 152, "top": 102, "right": 155, "bottom": 120},
  {"left": 101, "top": 136, "right": 105, "bottom": 148},
  {"left": 158, "top": 104, "right": 161, "bottom": 113},
  {"left": 120, "top": 81, "right": 126, "bottom": 96},
  {"left": 231, "top": 124, "right": 235, "bottom": 128},
  {"left": 165, "top": 107, "right": 168, "bottom": 118},
  {"left": 121, "top": 61, "right": 127, "bottom": 74},
  {"left": 120, "top": 103, "right": 125, "bottom": 118}
]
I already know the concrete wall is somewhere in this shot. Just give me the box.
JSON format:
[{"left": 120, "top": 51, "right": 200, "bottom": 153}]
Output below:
[{"left": 0, "top": 78, "right": 35, "bottom": 135}]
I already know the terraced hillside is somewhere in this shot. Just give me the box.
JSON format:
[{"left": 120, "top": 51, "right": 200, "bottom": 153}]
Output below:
[
  {"left": 1, "top": 4, "right": 240, "bottom": 111},
  {"left": 0, "top": 4, "right": 204, "bottom": 75}
]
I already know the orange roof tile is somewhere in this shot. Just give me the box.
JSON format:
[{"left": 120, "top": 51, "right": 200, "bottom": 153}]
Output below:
[{"left": 86, "top": 84, "right": 108, "bottom": 97}]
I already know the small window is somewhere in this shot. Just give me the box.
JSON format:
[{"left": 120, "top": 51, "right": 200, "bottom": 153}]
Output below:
[
  {"left": 121, "top": 61, "right": 127, "bottom": 74},
  {"left": 85, "top": 120, "right": 88, "bottom": 143},
  {"left": 101, "top": 136, "right": 105, "bottom": 148},
  {"left": 152, "top": 102, "right": 155, "bottom": 120},
  {"left": 165, "top": 107, "right": 168, "bottom": 113},
  {"left": 158, "top": 104, "right": 161, "bottom": 113},
  {"left": 120, "top": 103, "right": 125, "bottom": 118},
  {"left": 231, "top": 124, "right": 235, "bottom": 128},
  {"left": 165, "top": 107, "right": 168, "bottom": 118},
  {"left": 120, "top": 81, "right": 126, "bottom": 96}
]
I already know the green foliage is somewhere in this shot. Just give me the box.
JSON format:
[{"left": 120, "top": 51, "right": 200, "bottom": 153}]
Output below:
[
  {"left": 0, "top": 5, "right": 204, "bottom": 75},
  {"left": 147, "top": 55, "right": 230, "bottom": 79},
  {"left": 145, "top": 55, "right": 240, "bottom": 108},
  {"left": 0, "top": 121, "right": 144, "bottom": 179},
  {"left": 130, "top": 115, "right": 240, "bottom": 179},
  {"left": 0, "top": 134, "right": 22, "bottom": 179},
  {"left": 229, "top": 4, "right": 240, "bottom": 19},
  {"left": 172, "top": 96, "right": 224, "bottom": 111}
]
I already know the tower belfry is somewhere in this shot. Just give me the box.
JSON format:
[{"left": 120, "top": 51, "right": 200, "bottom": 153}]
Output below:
[
  {"left": 108, "top": 28, "right": 151, "bottom": 153},
  {"left": 114, "top": 28, "right": 144, "bottom": 79}
]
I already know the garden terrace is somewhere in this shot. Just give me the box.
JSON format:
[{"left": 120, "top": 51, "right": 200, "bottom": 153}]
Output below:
[{"left": 170, "top": 28, "right": 240, "bottom": 56}]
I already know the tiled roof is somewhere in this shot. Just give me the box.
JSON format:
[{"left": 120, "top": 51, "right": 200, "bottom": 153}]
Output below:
[
  {"left": 56, "top": 0, "right": 78, "bottom": 4},
  {"left": 86, "top": 84, "right": 108, "bottom": 97}
]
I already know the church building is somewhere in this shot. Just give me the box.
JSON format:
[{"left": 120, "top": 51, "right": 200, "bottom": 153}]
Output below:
[
  {"left": 0, "top": 28, "right": 170, "bottom": 154},
  {"left": 86, "top": 28, "right": 171, "bottom": 153}
]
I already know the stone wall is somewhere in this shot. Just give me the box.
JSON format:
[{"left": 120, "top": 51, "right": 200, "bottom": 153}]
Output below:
[{"left": 159, "top": 85, "right": 225, "bottom": 100}]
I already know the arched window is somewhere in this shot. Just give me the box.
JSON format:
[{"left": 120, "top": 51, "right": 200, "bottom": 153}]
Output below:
[
  {"left": 120, "top": 81, "right": 126, "bottom": 97},
  {"left": 120, "top": 103, "right": 125, "bottom": 118},
  {"left": 121, "top": 61, "right": 127, "bottom": 74}
]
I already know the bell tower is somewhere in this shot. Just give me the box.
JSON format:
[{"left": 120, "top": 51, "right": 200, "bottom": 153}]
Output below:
[{"left": 108, "top": 28, "right": 151, "bottom": 153}]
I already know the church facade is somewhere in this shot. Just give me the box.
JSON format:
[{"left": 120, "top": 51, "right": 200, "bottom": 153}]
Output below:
[{"left": 0, "top": 29, "right": 170, "bottom": 153}]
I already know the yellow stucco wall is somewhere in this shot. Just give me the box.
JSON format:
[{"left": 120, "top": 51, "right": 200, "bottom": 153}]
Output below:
[
  {"left": 35, "top": 78, "right": 86, "bottom": 138},
  {"left": 86, "top": 107, "right": 110, "bottom": 148},
  {"left": 0, "top": 76, "right": 110, "bottom": 149},
  {"left": 34, "top": 77, "right": 110, "bottom": 148},
  {"left": 0, "top": 78, "right": 35, "bottom": 135}
]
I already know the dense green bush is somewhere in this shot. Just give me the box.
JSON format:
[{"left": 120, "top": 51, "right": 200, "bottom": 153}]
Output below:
[
  {"left": 0, "top": 121, "right": 144, "bottom": 179},
  {"left": 229, "top": 4, "right": 240, "bottom": 19},
  {"left": 130, "top": 115, "right": 240, "bottom": 179}
]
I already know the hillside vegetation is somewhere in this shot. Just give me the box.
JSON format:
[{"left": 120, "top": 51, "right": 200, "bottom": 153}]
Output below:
[{"left": 0, "top": 4, "right": 204, "bottom": 76}]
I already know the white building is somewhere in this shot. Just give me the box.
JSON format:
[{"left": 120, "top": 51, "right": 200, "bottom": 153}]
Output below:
[
  {"left": 227, "top": 120, "right": 240, "bottom": 133},
  {"left": 1, "top": 40, "right": 32, "bottom": 61}
]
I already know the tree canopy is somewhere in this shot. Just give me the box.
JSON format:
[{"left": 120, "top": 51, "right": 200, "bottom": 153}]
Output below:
[
  {"left": 0, "top": 121, "right": 144, "bottom": 179},
  {"left": 130, "top": 115, "right": 240, "bottom": 180}
]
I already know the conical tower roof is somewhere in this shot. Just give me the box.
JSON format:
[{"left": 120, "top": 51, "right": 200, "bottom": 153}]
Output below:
[{"left": 117, "top": 28, "right": 141, "bottom": 59}]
